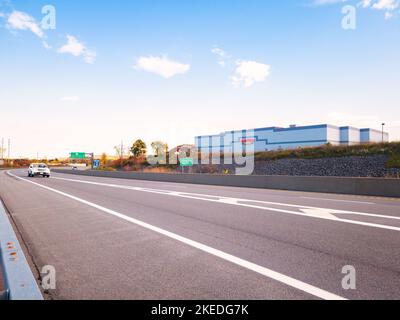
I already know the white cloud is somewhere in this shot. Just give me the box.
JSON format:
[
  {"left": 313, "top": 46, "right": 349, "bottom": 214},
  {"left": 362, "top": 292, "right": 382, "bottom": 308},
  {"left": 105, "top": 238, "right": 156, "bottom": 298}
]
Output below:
[
  {"left": 371, "top": 0, "right": 399, "bottom": 19},
  {"left": 372, "top": 0, "right": 399, "bottom": 10},
  {"left": 314, "top": 0, "right": 398, "bottom": 8},
  {"left": 83, "top": 50, "right": 96, "bottom": 64},
  {"left": 58, "top": 35, "right": 96, "bottom": 64},
  {"left": 60, "top": 96, "right": 80, "bottom": 102},
  {"left": 211, "top": 48, "right": 271, "bottom": 88},
  {"left": 385, "top": 10, "right": 394, "bottom": 18},
  {"left": 231, "top": 60, "right": 271, "bottom": 88},
  {"left": 211, "top": 48, "right": 227, "bottom": 57},
  {"left": 135, "top": 56, "right": 190, "bottom": 79},
  {"left": 313, "top": 0, "right": 348, "bottom": 5},
  {"left": 6, "top": 10, "right": 44, "bottom": 38},
  {"left": 211, "top": 47, "right": 231, "bottom": 67},
  {"left": 359, "top": 0, "right": 372, "bottom": 7},
  {"left": 42, "top": 41, "right": 51, "bottom": 50},
  {"left": 58, "top": 35, "right": 85, "bottom": 56},
  {"left": 315, "top": 0, "right": 399, "bottom": 19}
]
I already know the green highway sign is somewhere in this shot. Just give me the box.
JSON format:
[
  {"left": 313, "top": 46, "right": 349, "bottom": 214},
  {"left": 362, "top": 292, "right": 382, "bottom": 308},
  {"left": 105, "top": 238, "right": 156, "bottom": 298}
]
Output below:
[
  {"left": 70, "top": 152, "right": 86, "bottom": 159},
  {"left": 179, "top": 158, "right": 194, "bottom": 167}
]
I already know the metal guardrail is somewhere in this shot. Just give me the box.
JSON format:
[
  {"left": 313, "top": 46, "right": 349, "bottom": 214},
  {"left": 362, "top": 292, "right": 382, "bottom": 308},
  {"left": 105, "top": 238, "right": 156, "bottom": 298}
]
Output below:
[{"left": 0, "top": 200, "right": 43, "bottom": 300}]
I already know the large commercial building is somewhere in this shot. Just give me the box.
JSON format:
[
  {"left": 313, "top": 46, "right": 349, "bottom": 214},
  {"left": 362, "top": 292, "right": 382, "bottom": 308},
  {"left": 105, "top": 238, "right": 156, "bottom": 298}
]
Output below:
[{"left": 195, "top": 124, "right": 389, "bottom": 153}]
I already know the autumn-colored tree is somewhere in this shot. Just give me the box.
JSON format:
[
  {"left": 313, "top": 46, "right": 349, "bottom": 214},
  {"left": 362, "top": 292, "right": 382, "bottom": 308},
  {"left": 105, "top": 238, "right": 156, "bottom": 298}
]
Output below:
[
  {"left": 130, "top": 139, "right": 147, "bottom": 158},
  {"left": 100, "top": 153, "right": 108, "bottom": 167}
]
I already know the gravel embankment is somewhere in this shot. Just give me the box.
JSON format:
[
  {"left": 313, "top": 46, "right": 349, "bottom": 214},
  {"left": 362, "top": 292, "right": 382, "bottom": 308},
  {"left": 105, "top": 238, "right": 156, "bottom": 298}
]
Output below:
[{"left": 188, "top": 155, "right": 400, "bottom": 178}]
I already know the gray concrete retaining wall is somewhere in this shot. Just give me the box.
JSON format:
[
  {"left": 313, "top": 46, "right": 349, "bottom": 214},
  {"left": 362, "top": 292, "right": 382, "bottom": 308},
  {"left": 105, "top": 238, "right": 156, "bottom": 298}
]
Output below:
[{"left": 52, "top": 169, "right": 400, "bottom": 198}]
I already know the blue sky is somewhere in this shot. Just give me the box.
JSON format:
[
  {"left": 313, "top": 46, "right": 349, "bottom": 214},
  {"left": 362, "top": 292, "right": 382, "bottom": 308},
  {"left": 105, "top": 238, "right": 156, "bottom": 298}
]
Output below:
[{"left": 1, "top": 0, "right": 399, "bottom": 158}]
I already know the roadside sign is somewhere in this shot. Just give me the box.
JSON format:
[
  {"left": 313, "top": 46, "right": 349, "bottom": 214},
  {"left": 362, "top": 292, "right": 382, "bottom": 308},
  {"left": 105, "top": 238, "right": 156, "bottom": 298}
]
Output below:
[
  {"left": 180, "top": 158, "right": 194, "bottom": 167},
  {"left": 70, "top": 152, "right": 86, "bottom": 159},
  {"left": 93, "top": 160, "right": 100, "bottom": 169}
]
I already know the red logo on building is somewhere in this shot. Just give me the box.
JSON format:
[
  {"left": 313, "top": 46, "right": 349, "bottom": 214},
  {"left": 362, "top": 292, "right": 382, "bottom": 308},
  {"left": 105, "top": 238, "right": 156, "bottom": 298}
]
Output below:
[{"left": 241, "top": 138, "right": 256, "bottom": 145}]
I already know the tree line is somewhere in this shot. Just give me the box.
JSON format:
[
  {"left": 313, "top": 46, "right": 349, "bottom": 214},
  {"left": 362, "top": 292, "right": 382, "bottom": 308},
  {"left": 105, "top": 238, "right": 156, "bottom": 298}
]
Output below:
[{"left": 99, "top": 140, "right": 169, "bottom": 169}]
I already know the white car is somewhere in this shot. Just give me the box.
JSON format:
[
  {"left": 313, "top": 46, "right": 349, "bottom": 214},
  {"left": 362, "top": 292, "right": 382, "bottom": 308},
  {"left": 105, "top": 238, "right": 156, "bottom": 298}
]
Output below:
[{"left": 28, "top": 163, "right": 51, "bottom": 178}]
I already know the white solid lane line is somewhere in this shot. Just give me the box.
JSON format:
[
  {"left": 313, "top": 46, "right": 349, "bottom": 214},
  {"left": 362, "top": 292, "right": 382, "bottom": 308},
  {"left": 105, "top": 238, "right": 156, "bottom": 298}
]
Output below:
[
  {"left": 301, "top": 197, "right": 374, "bottom": 205},
  {"left": 50, "top": 175, "right": 400, "bottom": 232},
  {"left": 7, "top": 171, "right": 345, "bottom": 300},
  {"left": 161, "top": 184, "right": 188, "bottom": 189}
]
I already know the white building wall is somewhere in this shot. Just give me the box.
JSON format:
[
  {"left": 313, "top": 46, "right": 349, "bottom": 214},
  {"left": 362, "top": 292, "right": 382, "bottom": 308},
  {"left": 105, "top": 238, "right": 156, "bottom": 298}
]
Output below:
[
  {"left": 195, "top": 124, "right": 389, "bottom": 153},
  {"left": 348, "top": 127, "right": 361, "bottom": 145},
  {"left": 340, "top": 127, "right": 361, "bottom": 145},
  {"left": 369, "top": 130, "right": 389, "bottom": 143},
  {"left": 326, "top": 126, "right": 341, "bottom": 145}
]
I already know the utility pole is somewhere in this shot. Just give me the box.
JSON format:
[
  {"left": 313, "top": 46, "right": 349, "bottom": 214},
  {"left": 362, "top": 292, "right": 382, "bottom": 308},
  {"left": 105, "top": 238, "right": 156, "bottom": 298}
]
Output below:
[
  {"left": 120, "top": 140, "right": 123, "bottom": 168},
  {"left": 382, "top": 123, "right": 385, "bottom": 143},
  {"left": 91, "top": 153, "right": 94, "bottom": 170},
  {"left": 1, "top": 137, "right": 3, "bottom": 159},
  {"left": 8, "top": 138, "right": 10, "bottom": 160}
]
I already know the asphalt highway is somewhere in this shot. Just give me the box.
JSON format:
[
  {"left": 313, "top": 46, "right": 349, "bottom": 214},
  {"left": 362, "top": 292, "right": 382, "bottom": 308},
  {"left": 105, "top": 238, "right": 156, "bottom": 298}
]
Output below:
[{"left": 1, "top": 169, "right": 400, "bottom": 300}]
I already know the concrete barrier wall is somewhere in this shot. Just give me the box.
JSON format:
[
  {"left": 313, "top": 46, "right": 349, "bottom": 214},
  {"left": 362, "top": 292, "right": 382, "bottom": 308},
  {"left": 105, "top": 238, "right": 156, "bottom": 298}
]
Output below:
[{"left": 52, "top": 169, "right": 400, "bottom": 198}]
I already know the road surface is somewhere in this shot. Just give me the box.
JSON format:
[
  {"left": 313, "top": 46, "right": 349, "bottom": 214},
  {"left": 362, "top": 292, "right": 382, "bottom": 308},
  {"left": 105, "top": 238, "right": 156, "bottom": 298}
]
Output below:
[{"left": 1, "top": 169, "right": 400, "bottom": 300}]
